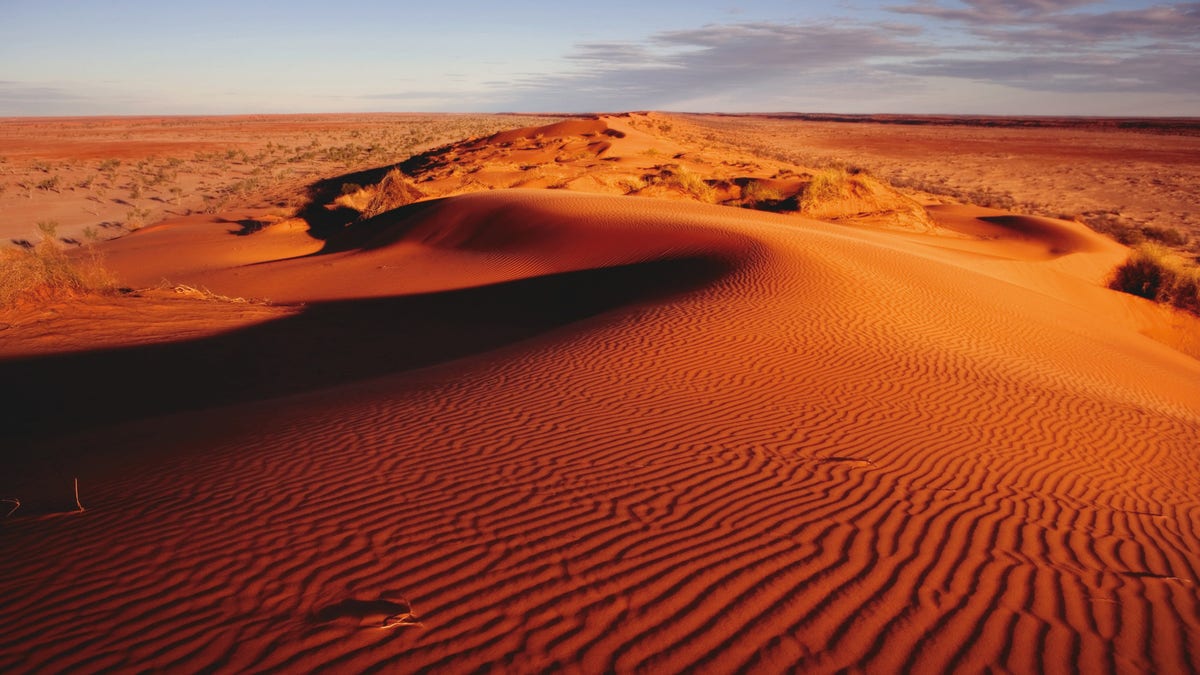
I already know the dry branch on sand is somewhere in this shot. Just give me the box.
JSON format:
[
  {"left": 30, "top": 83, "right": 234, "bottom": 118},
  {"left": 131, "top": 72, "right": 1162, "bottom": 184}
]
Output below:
[
  {"left": 1, "top": 478, "right": 83, "bottom": 519},
  {"left": 167, "top": 283, "right": 256, "bottom": 304}
]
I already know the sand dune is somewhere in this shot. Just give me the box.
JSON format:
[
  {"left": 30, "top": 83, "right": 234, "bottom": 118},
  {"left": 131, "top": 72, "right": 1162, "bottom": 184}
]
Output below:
[{"left": 2, "top": 120, "right": 1199, "bottom": 673}]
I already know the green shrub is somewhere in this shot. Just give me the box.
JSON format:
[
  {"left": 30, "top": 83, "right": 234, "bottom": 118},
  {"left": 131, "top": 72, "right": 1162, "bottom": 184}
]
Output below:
[{"left": 1110, "top": 243, "right": 1200, "bottom": 314}]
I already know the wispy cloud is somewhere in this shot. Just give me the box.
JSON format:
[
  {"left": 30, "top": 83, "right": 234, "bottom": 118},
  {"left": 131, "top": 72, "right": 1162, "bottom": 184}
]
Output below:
[
  {"left": 889, "top": 0, "right": 1102, "bottom": 22},
  {"left": 891, "top": 0, "right": 1200, "bottom": 40},
  {"left": 889, "top": 51, "right": 1200, "bottom": 92},
  {"left": 880, "top": 1, "right": 1200, "bottom": 96},
  {"left": 0, "top": 80, "right": 158, "bottom": 116},
  {"left": 493, "top": 3, "right": 1200, "bottom": 112},
  {"left": 501, "top": 22, "right": 929, "bottom": 110},
  {"left": 0, "top": 82, "right": 87, "bottom": 114}
]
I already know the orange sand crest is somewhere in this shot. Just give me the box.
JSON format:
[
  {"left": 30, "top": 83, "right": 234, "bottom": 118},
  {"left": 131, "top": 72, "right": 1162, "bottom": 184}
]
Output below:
[{"left": 1, "top": 114, "right": 1199, "bottom": 673}]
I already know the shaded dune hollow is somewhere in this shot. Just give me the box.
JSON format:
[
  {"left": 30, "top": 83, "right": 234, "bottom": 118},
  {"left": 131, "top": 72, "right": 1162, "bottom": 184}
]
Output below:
[{"left": 1, "top": 189, "right": 1199, "bottom": 673}]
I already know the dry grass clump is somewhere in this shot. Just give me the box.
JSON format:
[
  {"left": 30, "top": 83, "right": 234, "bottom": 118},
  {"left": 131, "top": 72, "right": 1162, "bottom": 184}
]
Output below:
[
  {"left": 742, "top": 180, "right": 785, "bottom": 206},
  {"left": 362, "top": 168, "right": 425, "bottom": 219},
  {"left": 1109, "top": 243, "right": 1200, "bottom": 314},
  {"left": 657, "top": 165, "right": 715, "bottom": 202},
  {"left": 616, "top": 176, "right": 648, "bottom": 194},
  {"left": 800, "top": 167, "right": 858, "bottom": 213},
  {"left": 797, "top": 167, "right": 937, "bottom": 232},
  {"left": 0, "top": 223, "right": 115, "bottom": 306}
]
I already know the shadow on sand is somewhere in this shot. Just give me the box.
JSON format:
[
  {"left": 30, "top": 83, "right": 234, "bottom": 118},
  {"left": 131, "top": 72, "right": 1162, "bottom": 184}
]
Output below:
[{"left": 0, "top": 255, "right": 730, "bottom": 452}]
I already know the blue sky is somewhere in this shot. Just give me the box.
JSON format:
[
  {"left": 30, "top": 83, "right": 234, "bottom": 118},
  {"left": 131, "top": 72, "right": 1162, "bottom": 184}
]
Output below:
[{"left": 1, "top": 0, "right": 1197, "bottom": 116}]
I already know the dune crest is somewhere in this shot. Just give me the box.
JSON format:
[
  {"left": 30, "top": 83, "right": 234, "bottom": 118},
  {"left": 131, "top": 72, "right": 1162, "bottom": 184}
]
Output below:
[{"left": 299, "top": 114, "right": 940, "bottom": 234}]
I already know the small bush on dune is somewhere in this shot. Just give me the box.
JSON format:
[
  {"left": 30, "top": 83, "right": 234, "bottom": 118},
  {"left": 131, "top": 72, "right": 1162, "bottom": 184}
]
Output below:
[
  {"left": 616, "top": 176, "right": 647, "bottom": 194},
  {"left": 0, "top": 223, "right": 116, "bottom": 307},
  {"left": 362, "top": 168, "right": 425, "bottom": 219},
  {"left": 659, "top": 165, "right": 715, "bottom": 203},
  {"left": 800, "top": 168, "right": 854, "bottom": 212},
  {"left": 1110, "top": 243, "right": 1200, "bottom": 314},
  {"left": 742, "top": 180, "right": 784, "bottom": 206}
]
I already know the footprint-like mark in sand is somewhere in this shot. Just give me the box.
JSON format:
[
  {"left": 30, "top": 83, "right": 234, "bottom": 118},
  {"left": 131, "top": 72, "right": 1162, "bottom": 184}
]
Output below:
[
  {"left": 311, "top": 596, "right": 422, "bottom": 630},
  {"left": 813, "top": 456, "right": 877, "bottom": 469}
]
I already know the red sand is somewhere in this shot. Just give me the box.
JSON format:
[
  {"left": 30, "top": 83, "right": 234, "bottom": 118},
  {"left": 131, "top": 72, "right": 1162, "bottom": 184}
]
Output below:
[{"left": 1, "top": 116, "right": 1198, "bottom": 673}]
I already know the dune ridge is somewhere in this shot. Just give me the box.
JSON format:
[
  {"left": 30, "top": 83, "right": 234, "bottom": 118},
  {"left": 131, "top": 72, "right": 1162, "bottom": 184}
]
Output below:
[{"left": 1, "top": 184, "right": 1198, "bottom": 672}]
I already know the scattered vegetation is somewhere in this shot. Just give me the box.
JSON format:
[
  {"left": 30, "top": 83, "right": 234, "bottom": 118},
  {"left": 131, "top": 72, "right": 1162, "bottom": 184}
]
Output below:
[
  {"left": 0, "top": 222, "right": 116, "bottom": 306},
  {"left": 1082, "top": 211, "right": 1192, "bottom": 249},
  {"left": 1109, "top": 243, "right": 1200, "bottom": 314}
]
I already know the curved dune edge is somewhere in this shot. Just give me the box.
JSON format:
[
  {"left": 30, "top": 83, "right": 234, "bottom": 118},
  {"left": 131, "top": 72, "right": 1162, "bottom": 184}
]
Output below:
[{"left": 1, "top": 189, "right": 1199, "bottom": 673}]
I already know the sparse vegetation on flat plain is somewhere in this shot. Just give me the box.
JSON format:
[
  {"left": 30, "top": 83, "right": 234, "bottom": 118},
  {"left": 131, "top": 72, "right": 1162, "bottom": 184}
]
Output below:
[{"left": 0, "top": 114, "right": 563, "bottom": 247}]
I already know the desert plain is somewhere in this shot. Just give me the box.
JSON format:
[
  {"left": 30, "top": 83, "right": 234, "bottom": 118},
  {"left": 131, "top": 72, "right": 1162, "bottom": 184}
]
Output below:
[{"left": 1, "top": 112, "right": 1199, "bottom": 672}]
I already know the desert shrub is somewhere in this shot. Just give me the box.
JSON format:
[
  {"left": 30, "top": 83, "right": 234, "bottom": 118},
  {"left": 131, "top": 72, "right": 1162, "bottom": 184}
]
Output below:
[
  {"left": 0, "top": 223, "right": 116, "bottom": 306},
  {"left": 660, "top": 165, "right": 715, "bottom": 202},
  {"left": 340, "top": 182, "right": 364, "bottom": 196},
  {"left": 126, "top": 207, "right": 152, "bottom": 229},
  {"left": 616, "top": 176, "right": 647, "bottom": 194},
  {"left": 1110, "top": 243, "right": 1200, "bottom": 314},
  {"left": 362, "top": 169, "right": 424, "bottom": 218},
  {"left": 36, "top": 175, "right": 62, "bottom": 192},
  {"left": 1140, "top": 225, "right": 1189, "bottom": 247},
  {"left": 800, "top": 168, "right": 850, "bottom": 212},
  {"left": 742, "top": 180, "right": 785, "bottom": 206}
]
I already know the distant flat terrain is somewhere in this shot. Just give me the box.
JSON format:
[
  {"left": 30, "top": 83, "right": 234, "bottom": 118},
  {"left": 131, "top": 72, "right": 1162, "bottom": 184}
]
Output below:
[{"left": 680, "top": 113, "right": 1200, "bottom": 252}]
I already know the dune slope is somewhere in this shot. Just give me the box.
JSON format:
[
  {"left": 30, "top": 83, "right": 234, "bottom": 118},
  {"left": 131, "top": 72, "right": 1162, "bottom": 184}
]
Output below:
[{"left": 1, "top": 189, "right": 1198, "bottom": 673}]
